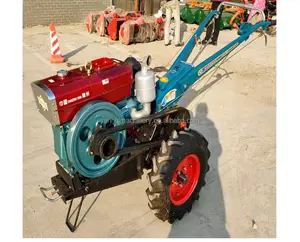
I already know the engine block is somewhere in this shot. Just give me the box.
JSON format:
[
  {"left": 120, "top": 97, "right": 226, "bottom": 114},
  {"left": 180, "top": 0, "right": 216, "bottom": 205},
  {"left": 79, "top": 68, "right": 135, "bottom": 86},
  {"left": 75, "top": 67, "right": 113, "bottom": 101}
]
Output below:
[{"left": 31, "top": 57, "right": 134, "bottom": 126}]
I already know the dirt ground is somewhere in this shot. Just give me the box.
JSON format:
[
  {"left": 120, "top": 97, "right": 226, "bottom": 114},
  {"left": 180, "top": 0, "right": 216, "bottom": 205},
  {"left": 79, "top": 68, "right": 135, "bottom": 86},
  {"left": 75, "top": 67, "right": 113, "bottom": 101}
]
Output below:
[{"left": 23, "top": 23, "right": 276, "bottom": 238}]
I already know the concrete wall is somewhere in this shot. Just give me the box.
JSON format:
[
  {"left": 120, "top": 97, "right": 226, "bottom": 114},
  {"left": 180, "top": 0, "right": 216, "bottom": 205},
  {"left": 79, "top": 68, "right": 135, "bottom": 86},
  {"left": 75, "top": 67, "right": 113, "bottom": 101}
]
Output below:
[{"left": 23, "top": 0, "right": 112, "bottom": 27}]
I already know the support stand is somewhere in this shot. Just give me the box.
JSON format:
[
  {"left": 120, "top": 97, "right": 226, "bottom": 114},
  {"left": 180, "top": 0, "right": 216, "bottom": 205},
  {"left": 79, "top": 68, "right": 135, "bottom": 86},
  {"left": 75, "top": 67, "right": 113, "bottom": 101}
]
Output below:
[{"left": 65, "top": 192, "right": 102, "bottom": 232}]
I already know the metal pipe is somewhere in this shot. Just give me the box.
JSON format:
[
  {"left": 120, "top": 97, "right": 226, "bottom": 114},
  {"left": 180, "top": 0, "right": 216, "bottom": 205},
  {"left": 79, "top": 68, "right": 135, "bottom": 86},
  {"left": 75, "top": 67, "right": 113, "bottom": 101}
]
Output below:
[
  {"left": 131, "top": 103, "right": 151, "bottom": 120},
  {"left": 218, "top": 2, "right": 266, "bottom": 21}
]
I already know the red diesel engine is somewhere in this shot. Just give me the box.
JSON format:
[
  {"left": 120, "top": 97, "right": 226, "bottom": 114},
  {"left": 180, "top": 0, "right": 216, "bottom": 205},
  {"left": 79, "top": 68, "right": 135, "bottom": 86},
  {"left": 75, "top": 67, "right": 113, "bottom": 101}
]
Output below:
[{"left": 31, "top": 57, "right": 134, "bottom": 126}]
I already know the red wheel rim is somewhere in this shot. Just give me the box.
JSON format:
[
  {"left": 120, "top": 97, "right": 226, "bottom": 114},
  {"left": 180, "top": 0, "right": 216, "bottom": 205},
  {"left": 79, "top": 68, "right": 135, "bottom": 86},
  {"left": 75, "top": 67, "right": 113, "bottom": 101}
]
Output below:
[{"left": 169, "top": 154, "right": 201, "bottom": 206}]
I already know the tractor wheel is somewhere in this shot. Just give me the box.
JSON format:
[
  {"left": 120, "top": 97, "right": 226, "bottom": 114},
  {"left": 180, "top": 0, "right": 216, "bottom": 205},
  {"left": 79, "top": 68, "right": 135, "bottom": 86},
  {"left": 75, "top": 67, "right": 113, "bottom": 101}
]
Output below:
[{"left": 146, "top": 129, "right": 210, "bottom": 223}]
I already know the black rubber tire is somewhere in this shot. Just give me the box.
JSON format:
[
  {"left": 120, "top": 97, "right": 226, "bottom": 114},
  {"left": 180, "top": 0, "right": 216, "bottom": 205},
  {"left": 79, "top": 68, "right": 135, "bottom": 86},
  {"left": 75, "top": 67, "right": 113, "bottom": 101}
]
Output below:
[{"left": 146, "top": 129, "right": 210, "bottom": 223}]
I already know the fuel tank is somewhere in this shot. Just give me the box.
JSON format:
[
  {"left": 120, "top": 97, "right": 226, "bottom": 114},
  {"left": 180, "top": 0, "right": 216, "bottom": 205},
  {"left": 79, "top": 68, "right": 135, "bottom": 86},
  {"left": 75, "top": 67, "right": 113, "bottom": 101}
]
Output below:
[{"left": 31, "top": 57, "right": 134, "bottom": 126}]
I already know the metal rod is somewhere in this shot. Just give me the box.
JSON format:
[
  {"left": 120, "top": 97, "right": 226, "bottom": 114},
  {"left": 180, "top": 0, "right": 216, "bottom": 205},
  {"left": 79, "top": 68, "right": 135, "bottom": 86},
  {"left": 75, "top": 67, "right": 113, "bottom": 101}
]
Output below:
[{"left": 39, "top": 186, "right": 63, "bottom": 202}]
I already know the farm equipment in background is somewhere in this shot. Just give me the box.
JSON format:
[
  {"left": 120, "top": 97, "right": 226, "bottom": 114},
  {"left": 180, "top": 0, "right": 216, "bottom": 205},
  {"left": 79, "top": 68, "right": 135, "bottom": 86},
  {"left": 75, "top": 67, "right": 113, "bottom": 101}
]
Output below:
[
  {"left": 119, "top": 16, "right": 165, "bottom": 45},
  {"left": 186, "top": 0, "right": 212, "bottom": 9},
  {"left": 85, "top": 6, "right": 165, "bottom": 44},
  {"left": 32, "top": 2, "right": 272, "bottom": 232},
  {"left": 85, "top": 8, "right": 143, "bottom": 40},
  {"left": 180, "top": 1, "right": 246, "bottom": 30}
]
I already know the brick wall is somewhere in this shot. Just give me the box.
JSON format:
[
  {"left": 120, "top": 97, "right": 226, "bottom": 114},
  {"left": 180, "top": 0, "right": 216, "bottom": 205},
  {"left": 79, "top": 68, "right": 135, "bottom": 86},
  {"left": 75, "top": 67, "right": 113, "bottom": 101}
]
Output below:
[{"left": 23, "top": 0, "right": 112, "bottom": 27}]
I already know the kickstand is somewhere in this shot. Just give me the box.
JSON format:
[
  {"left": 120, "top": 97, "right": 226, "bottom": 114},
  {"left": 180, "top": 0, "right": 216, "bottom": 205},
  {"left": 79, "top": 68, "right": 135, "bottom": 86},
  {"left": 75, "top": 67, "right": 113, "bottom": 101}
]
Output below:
[{"left": 65, "top": 191, "right": 102, "bottom": 232}]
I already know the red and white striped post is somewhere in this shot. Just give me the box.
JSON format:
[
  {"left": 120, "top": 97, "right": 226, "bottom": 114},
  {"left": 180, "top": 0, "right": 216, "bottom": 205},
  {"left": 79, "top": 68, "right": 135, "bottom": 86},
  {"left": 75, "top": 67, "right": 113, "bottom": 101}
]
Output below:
[{"left": 49, "top": 22, "right": 65, "bottom": 64}]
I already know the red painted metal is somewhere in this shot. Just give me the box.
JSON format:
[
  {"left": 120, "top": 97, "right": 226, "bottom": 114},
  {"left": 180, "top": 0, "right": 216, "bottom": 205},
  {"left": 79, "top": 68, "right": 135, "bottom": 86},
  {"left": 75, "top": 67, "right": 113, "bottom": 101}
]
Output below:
[
  {"left": 169, "top": 154, "right": 201, "bottom": 206},
  {"left": 119, "top": 16, "right": 164, "bottom": 45},
  {"left": 107, "top": 13, "right": 142, "bottom": 41},
  {"left": 39, "top": 58, "right": 133, "bottom": 125},
  {"left": 96, "top": 13, "right": 106, "bottom": 36},
  {"left": 85, "top": 12, "right": 102, "bottom": 33},
  {"left": 179, "top": 121, "right": 187, "bottom": 129},
  {"left": 86, "top": 9, "right": 143, "bottom": 40}
]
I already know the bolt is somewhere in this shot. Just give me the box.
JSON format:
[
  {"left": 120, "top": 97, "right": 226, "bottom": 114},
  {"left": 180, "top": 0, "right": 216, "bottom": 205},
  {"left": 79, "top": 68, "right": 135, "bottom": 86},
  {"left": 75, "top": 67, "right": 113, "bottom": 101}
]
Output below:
[
  {"left": 189, "top": 164, "right": 193, "bottom": 168},
  {"left": 179, "top": 183, "right": 183, "bottom": 188},
  {"left": 183, "top": 167, "right": 187, "bottom": 171}
]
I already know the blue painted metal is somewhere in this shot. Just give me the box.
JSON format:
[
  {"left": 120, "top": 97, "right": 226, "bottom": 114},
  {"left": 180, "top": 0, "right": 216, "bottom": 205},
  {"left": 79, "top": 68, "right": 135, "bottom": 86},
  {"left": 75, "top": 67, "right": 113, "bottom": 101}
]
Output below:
[
  {"left": 155, "top": 9, "right": 271, "bottom": 111},
  {"left": 116, "top": 97, "right": 141, "bottom": 120},
  {"left": 53, "top": 124, "right": 72, "bottom": 172},
  {"left": 66, "top": 101, "right": 126, "bottom": 178}
]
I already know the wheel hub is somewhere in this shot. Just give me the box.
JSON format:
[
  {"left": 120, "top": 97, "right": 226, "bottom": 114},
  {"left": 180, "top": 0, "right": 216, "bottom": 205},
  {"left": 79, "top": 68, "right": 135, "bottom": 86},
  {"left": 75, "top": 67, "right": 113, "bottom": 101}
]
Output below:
[
  {"left": 177, "top": 171, "right": 188, "bottom": 184},
  {"left": 169, "top": 154, "right": 201, "bottom": 206}
]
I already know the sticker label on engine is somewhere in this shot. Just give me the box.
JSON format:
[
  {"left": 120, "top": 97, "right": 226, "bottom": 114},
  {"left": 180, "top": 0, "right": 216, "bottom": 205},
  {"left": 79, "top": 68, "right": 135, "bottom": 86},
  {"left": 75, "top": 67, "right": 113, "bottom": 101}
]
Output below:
[
  {"left": 59, "top": 91, "right": 90, "bottom": 107},
  {"left": 161, "top": 89, "right": 176, "bottom": 107},
  {"left": 102, "top": 78, "right": 109, "bottom": 85}
]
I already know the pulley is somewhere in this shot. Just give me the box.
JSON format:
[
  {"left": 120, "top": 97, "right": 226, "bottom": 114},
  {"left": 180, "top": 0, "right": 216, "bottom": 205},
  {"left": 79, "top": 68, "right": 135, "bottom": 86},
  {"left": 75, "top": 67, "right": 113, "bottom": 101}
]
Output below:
[{"left": 66, "top": 101, "right": 126, "bottom": 178}]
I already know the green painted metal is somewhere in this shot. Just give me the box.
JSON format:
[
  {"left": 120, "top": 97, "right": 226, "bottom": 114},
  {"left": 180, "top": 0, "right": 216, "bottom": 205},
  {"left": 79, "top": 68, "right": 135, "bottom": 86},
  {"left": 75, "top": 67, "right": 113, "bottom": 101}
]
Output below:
[
  {"left": 220, "top": 12, "right": 241, "bottom": 30},
  {"left": 180, "top": 6, "right": 196, "bottom": 24},
  {"left": 194, "top": 9, "right": 206, "bottom": 25},
  {"left": 180, "top": 4, "right": 244, "bottom": 30}
]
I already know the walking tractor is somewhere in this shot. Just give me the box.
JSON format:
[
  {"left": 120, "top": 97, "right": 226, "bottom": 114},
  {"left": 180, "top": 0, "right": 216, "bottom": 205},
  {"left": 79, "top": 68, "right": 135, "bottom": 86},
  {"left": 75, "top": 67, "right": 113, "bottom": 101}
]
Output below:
[{"left": 31, "top": 2, "right": 273, "bottom": 232}]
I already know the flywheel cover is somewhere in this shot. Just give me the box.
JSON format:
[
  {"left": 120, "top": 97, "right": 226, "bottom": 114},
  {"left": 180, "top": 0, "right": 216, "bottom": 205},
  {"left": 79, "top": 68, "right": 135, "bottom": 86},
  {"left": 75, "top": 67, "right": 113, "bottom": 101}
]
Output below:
[{"left": 66, "top": 101, "right": 126, "bottom": 178}]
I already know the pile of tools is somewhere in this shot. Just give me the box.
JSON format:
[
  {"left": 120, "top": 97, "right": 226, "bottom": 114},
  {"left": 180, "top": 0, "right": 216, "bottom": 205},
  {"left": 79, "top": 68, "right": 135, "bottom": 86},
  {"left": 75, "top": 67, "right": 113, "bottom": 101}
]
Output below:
[{"left": 85, "top": 6, "right": 164, "bottom": 45}]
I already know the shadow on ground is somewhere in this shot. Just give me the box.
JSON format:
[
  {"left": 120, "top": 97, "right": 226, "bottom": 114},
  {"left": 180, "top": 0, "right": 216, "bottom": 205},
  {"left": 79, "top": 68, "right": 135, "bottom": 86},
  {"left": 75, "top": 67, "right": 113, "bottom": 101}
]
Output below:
[
  {"left": 64, "top": 45, "right": 88, "bottom": 60},
  {"left": 168, "top": 102, "right": 229, "bottom": 238},
  {"left": 168, "top": 70, "right": 233, "bottom": 238}
]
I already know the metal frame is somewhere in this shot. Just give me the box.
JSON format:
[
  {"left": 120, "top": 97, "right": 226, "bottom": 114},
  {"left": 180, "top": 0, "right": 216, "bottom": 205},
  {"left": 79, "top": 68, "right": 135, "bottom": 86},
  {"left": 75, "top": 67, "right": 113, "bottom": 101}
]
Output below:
[{"left": 155, "top": 2, "right": 271, "bottom": 111}]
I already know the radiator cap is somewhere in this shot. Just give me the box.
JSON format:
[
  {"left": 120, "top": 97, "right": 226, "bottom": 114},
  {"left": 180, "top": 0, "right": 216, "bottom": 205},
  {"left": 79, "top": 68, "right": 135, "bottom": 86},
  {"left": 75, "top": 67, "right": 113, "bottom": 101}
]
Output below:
[{"left": 57, "top": 70, "right": 68, "bottom": 78}]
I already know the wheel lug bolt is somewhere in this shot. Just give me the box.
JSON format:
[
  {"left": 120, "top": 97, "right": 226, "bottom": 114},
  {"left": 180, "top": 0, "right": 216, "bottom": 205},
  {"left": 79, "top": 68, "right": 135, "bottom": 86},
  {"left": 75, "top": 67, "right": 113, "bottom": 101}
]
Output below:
[
  {"left": 183, "top": 167, "right": 187, "bottom": 171},
  {"left": 189, "top": 164, "right": 192, "bottom": 168}
]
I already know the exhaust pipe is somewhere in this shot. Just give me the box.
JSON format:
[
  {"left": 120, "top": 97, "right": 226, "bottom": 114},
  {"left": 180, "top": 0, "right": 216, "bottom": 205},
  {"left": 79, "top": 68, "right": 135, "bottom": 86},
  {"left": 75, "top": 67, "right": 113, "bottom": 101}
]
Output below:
[
  {"left": 130, "top": 55, "right": 156, "bottom": 120},
  {"left": 131, "top": 102, "right": 151, "bottom": 120}
]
